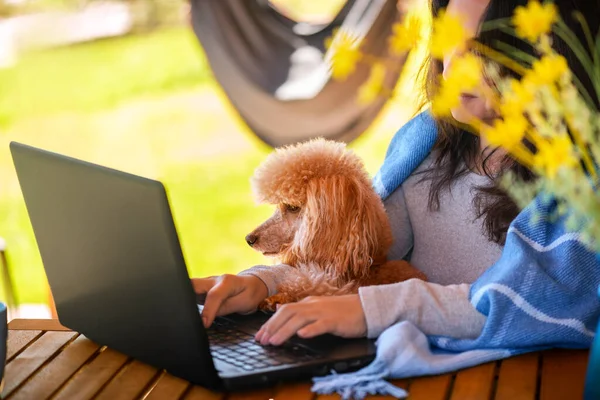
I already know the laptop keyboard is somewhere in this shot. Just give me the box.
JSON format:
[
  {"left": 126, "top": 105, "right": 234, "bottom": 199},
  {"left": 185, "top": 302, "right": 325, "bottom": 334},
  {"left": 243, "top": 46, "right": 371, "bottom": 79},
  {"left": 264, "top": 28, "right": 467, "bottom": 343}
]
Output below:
[{"left": 207, "top": 319, "right": 322, "bottom": 371}]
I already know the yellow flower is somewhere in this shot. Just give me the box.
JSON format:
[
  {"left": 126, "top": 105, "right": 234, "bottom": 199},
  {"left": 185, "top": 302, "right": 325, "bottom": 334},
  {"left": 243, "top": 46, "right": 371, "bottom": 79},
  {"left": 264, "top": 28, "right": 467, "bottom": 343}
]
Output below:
[
  {"left": 324, "top": 27, "right": 338, "bottom": 49},
  {"left": 512, "top": 0, "right": 558, "bottom": 43},
  {"left": 388, "top": 15, "right": 422, "bottom": 56},
  {"left": 431, "top": 54, "right": 483, "bottom": 117},
  {"left": 524, "top": 54, "right": 569, "bottom": 86},
  {"left": 358, "top": 63, "right": 386, "bottom": 104},
  {"left": 533, "top": 135, "right": 578, "bottom": 179},
  {"left": 444, "top": 53, "right": 482, "bottom": 91},
  {"left": 328, "top": 30, "right": 362, "bottom": 80},
  {"left": 430, "top": 11, "right": 468, "bottom": 59},
  {"left": 500, "top": 79, "right": 535, "bottom": 117},
  {"left": 482, "top": 115, "right": 528, "bottom": 150},
  {"left": 431, "top": 82, "right": 461, "bottom": 117}
]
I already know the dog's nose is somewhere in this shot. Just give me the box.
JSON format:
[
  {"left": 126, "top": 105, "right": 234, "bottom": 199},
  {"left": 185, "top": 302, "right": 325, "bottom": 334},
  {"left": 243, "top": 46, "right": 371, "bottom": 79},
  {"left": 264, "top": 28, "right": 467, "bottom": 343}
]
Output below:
[{"left": 245, "top": 233, "right": 258, "bottom": 246}]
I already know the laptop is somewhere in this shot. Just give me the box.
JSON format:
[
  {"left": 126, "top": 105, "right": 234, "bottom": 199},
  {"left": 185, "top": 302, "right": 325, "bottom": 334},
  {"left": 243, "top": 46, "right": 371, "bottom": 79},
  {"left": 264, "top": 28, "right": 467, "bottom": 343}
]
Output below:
[{"left": 9, "top": 142, "right": 376, "bottom": 391}]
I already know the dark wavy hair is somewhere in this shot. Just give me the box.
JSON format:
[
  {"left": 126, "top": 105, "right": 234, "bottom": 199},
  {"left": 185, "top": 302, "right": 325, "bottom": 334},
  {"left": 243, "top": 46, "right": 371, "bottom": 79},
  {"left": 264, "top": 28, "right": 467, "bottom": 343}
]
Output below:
[{"left": 421, "top": 0, "right": 600, "bottom": 244}]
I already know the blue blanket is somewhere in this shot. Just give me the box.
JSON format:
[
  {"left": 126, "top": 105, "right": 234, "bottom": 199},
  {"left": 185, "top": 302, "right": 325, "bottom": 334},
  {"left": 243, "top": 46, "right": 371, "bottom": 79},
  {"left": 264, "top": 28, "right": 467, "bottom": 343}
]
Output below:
[{"left": 311, "top": 111, "right": 600, "bottom": 399}]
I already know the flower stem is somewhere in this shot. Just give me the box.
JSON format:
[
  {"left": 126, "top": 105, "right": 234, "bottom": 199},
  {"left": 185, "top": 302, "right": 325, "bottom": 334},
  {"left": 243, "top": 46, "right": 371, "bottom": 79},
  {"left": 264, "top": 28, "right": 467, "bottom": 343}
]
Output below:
[
  {"left": 510, "top": 143, "right": 536, "bottom": 169},
  {"left": 472, "top": 42, "right": 529, "bottom": 76},
  {"left": 479, "top": 18, "right": 513, "bottom": 33},
  {"left": 569, "top": 70, "right": 598, "bottom": 110},
  {"left": 572, "top": 11, "right": 598, "bottom": 69},
  {"left": 492, "top": 40, "right": 535, "bottom": 65},
  {"left": 565, "top": 116, "right": 598, "bottom": 180},
  {"left": 525, "top": 129, "right": 546, "bottom": 149},
  {"left": 554, "top": 21, "right": 600, "bottom": 101}
]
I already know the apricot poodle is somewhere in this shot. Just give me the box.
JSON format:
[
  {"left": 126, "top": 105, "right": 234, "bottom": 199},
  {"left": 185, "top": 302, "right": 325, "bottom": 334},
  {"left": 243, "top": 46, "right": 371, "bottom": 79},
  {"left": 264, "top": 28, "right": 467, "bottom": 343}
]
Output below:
[{"left": 245, "top": 138, "right": 426, "bottom": 311}]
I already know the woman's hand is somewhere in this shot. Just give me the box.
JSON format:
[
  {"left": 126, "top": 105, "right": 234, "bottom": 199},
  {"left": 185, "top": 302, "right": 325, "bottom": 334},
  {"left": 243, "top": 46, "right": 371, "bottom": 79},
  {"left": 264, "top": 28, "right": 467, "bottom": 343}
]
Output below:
[
  {"left": 192, "top": 274, "right": 268, "bottom": 328},
  {"left": 255, "top": 294, "right": 367, "bottom": 346}
]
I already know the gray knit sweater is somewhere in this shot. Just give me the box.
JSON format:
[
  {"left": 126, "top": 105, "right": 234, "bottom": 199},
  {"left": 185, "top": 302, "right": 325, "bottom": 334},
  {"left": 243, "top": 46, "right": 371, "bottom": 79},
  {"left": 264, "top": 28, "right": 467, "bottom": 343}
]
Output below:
[{"left": 240, "top": 154, "right": 503, "bottom": 339}]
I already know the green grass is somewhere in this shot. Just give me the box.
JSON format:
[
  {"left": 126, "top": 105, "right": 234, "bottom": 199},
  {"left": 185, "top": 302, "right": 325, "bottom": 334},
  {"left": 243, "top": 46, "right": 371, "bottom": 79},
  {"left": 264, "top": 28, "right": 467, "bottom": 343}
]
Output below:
[
  {"left": 0, "top": 22, "right": 420, "bottom": 306},
  {"left": 0, "top": 27, "right": 210, "bottom": 127}
]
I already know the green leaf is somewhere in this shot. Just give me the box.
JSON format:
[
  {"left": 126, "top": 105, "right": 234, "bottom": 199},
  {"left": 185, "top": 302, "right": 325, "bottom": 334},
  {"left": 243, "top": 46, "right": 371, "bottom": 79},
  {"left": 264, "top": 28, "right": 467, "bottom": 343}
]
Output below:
[
  {"left": 480, "top": 17, "right": 513, "bottom": 33},
  {"left": 493, "top": 40, "right": 535, "bottom": 66},
  {"left": 554, "top": 20, "right": 600, "bottom": 101}
]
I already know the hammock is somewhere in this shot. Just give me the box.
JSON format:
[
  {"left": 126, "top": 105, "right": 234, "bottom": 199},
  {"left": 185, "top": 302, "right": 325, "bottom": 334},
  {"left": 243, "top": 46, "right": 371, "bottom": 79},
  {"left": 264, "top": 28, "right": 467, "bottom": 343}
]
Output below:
[{"left": 189, "top": 0, "right": 403, "bottom": 147}]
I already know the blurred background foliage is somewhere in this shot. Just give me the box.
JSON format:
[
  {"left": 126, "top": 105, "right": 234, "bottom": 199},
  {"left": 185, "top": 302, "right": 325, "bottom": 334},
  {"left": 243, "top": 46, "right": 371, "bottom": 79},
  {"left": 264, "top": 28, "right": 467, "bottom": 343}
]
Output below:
[{"left": 0, "top": 0, "right": 425, "bottom": 310}]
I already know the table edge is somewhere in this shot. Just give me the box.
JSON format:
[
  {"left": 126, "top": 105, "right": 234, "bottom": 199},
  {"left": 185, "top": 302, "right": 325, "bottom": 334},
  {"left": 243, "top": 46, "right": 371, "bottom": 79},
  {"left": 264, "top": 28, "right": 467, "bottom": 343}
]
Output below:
[{"left": 8, "top": 318, "right": 71, "bottom": 331}]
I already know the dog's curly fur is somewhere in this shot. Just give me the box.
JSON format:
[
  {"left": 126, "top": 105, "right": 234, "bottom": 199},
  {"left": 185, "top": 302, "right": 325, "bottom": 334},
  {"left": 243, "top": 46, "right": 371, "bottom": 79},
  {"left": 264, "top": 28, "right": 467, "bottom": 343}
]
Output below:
[{"left": 246, "top": 138, "right": 426, "bottom": 311}]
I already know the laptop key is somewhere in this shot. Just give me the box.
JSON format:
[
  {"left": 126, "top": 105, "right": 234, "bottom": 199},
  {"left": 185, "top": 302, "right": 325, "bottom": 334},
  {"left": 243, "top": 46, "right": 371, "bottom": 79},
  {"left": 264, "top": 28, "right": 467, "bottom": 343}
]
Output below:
[{"left": 208, "top": 323, "right": 323, "bottom": 370}]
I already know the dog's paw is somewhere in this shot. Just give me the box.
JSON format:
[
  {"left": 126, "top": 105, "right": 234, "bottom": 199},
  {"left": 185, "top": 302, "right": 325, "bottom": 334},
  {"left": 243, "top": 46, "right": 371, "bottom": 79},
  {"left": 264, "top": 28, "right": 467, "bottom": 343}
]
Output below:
[{"left": 258, "top": 293, "right": 290, "bottom": 312}]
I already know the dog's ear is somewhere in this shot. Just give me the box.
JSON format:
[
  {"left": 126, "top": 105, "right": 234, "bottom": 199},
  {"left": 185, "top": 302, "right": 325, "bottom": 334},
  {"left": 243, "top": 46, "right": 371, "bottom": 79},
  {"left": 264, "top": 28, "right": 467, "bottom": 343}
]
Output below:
[{"left": 289, "top": 174, "right": 383, "bottom": 282}]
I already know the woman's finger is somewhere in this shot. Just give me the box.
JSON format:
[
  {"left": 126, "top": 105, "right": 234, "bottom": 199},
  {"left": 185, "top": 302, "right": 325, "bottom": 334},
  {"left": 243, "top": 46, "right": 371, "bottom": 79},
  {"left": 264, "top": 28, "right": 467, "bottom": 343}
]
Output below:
[
  {"left": 268, "top": 313, "right": 317, "bottom": 346},
  {"left": 202, "top": 276, "right": 240, "bottom": 327},
  {"left": 259, "top": 303, "right": 317, "bottom": 345},
  {"left": 213, "top": 295, "right": 254, "bottom": 318},
  {"left": 257, "top": 303, "right": 298, "bottom": 344},
  {"left": 297, "top": 319, "right": 331, "bottom": 339},
  {"left": 191, "top": 277, "right": 217, "bottom": 294},
  {"left": 256, "top": 299, "right": 320, "bottom": 342}
]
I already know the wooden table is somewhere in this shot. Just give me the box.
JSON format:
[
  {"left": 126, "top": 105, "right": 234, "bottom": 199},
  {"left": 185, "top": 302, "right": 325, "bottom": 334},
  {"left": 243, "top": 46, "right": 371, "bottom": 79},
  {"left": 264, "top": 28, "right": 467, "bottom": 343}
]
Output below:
[{"left": 5, "top": 319, "right": 590, "bottom": 400}]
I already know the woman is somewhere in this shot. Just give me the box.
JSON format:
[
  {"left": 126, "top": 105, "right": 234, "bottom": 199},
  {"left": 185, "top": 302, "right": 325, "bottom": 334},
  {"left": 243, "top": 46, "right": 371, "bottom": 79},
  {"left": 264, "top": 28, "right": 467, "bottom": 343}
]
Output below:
[{"left": 193, "top": 0, "right": 600, "bottom": 346}]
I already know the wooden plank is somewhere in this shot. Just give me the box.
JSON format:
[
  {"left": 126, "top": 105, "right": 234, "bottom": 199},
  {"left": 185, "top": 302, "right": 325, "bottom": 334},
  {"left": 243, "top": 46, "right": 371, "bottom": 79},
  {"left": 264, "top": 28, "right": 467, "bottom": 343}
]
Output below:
[
  {"left": 183, "top": 385, "right": 225, "bottom": 400},
  {"left": 143, "top": 371, "right": 191, "bottom": 400},
  {"left": 8, "top": 319, "right": 69, "bottom": 331},
  {"left": 2, "top": 331, "right": 77, "bottom": 397},
  {"left": 273, "top": 382, "right": 315, "bottom": 400},
  {"left": 52, "top": 347, "right": 129, "bottom": 400},
  {"left": 495, "top": 353, "right": 539, "bottom": 400},
  {"left": 228, "top": 387, "right": 276, "bottom": 400},
  {"left": 406, "top": 374, "right": 452, "bottom": 400},
  {"left": 315, "top": 394, "right": 340, "bottom": 400},
  {"left": 95, "top": 360, "right": 159, "bottom": 400},
  {"left": 10, "top": 335, "right": 101, "bottom": 400},
  {"left": 7, "top": 330, "right": 42, "bottom": 360},
  {"left": 449, "top": 362, "right": 496, "bottom": 400},
  {"left": 540, "top": 349, "right": 589, "bottom": 400}
]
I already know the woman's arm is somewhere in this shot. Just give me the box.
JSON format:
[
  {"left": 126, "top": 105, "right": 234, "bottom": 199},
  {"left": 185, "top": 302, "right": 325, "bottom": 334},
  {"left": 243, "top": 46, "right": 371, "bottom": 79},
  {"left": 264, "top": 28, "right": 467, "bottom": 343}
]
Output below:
[
  {"left": 238, "top": 264, "right": 296, "bottom": 296},
  {"left": 254, "top": 281, "right": 486, "bottom": 346},
  {"left": 253, "top": 280, "right": 486, "bottom": 345},
  {"left": 384, "top": 185, "right": 414, "bottom": 261},
  {"left": 359, "top": 279, "right": 486, "bottom": 339}
]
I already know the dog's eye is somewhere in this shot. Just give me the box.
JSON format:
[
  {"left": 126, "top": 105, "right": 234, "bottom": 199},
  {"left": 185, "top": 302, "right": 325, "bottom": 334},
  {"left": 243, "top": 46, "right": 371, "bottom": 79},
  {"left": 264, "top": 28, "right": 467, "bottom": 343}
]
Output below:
[{"left": 285, "top": 204, "right": 301, "bottom": 213}]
